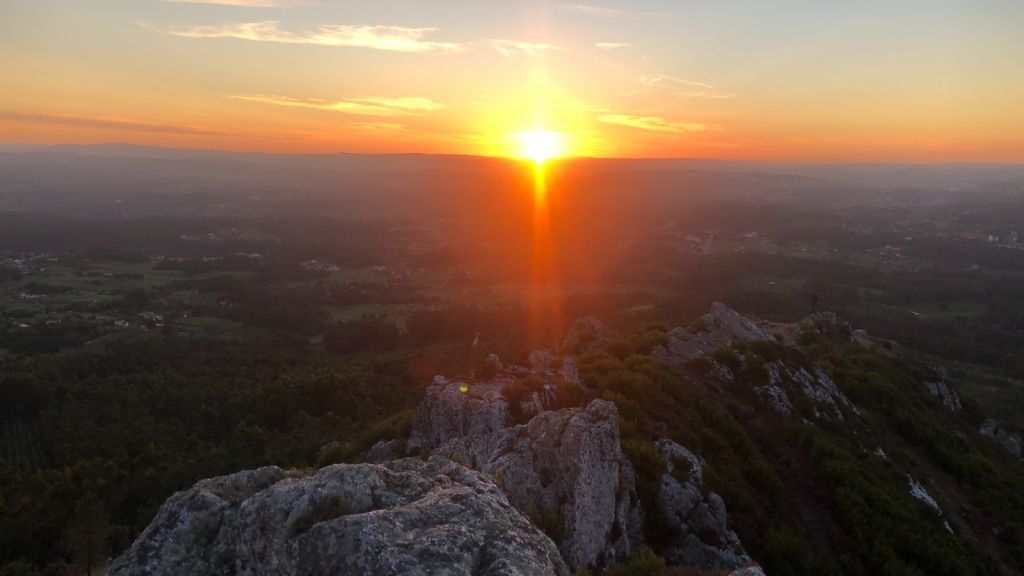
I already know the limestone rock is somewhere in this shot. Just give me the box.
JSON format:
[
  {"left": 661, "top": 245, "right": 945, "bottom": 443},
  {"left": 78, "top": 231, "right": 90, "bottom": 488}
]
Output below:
[
  {"left": 926, "top": 381, "right": 962, "bottom": 412},
  {"left": 560, "top": 357, "right": 581, "bottom": 386},
  {"left": 907, "top": 475, "right": 940, "bottom": 511},
  {"left": 407, "top": 376, "right": 513, "bottom": 453},
  {"left": 729, "top": 567, "right": 768, "bottom": 576},
  {"left": 653, "top": 303, "right": 774, "bottom": 369},
  {"left": 788, "top": 364, "right": 854, "bottom": 420},
  {"left": 529, "top": 349, "right": 557, "bottom": 374},
  {"left": 980, "top": 420, "right": 1023, "bottom": 459},
  {"left": 435, "top": 400, "right": 643, "bottom": 569},
  {"left": 487, "top": 353, "right": 504, "bottom": 372},
  {"left": 850, "top": 328, "right": 902, "bottom": 357},
  {"left": 800, "top": 311, "right": 852, "bottom": 339},
  {"left": 654, "top": 440, "right": 752, "bottom": 572},
  {"left": 925, "top": 367, "right": 961, "bottom": 412},
  {"left": 563, "top": 317, "right": 618, "bottom": 355},
  {"left": 362, "top": 438, "right": 406, "bottom": 463},
  {"left": 109, "top": 458, "right": 569, "bottom": 576}
]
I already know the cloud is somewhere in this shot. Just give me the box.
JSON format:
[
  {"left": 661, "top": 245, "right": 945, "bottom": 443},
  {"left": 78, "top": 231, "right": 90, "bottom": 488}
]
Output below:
[
  {"left": 485, "top": 39, "right": 560, "bottom": 57},
  {"left": 640, "top": 76, "right": 715, "bottom": 90},
  {"left": 0, "top": 111, "right": 229, "bottom": 136},
  {"left": 350, "top": 97, "right": 445, "bottom": 112},
  {"left": 595, "top": 42, "right": 632, "bottom": 50},
  {"left": 154, "top": 21, "right": 461, "bottom": 52},
  {"left": 349, "top": 121, "right": 408, "bottom": 131},
  {"left": 227, "top": 94, "right": 445, "bottom": 115},
  {"left": 597, "top": 114, "right": 708, "bottom": 134},
  {"left": 640, "top": 76, "right": 737, "bottom": 99},
  {"left": 161, "top": 0, "right": 308, "bottom": 6},
  {"left": 558, "top": 4, "right": 660, "bottom": 19}
]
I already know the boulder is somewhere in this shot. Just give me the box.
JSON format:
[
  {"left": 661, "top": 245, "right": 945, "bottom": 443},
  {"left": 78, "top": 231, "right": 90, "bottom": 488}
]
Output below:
[
  {"left": 654, "top": 440, "right": 752, "bottom": 572},
  {"left": 850, "top": 329, "right": 903, "bottom": 357},
  {"left": 563, "top": 317, "right": 618, "bottom": 355},
  {"left": 560, "top": 357, "right": 581, "bottom": 386},
  {"left": 109, "top": 458, "right": 570, "bottom": 576},
  {"left": 925, "top": 367, "right": 961, "bottom": 412},
  {"left": 407, "top": 376, "right": 513, "bottom": 453},
  {"left": 362, "top": 438, "right": 406, "bottom": 463},
  {"left": 926, "top": 381, "right": 962, "bottom": 412},
  {"left": 529, "top": 349, "right": 557, "bottom": 374},
  {"left": 980, "top": 420, "right": 1023, "bottom": 459}
]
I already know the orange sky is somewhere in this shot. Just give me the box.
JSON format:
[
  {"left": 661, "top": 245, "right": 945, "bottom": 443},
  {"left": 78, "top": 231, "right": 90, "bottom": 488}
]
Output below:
[{"left": 2, "top": 0, "right": 1023, "bottom": 161}]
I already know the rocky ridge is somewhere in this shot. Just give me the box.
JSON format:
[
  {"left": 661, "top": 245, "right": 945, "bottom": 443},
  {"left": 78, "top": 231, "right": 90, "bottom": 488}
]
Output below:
[
  {"left": 655, "top": 303, "right": 856, "bottom": 421},
  {"left": 401, "top": 353, "right": 757, "bottom": 573}
]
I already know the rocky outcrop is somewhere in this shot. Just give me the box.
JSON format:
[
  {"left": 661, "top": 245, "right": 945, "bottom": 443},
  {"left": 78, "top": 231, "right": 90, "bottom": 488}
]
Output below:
[
  {"left": 907, "top": 474, "right": 953, "bottom": 534},
  {"left": 432, "top": 400, "right": 643, "bottom": 569},
  {"left": 407, "top": 376, "right": 513, "bottom": 453},
  {"left": 563, "top": 316, "right": 619, "bottom": 355},
  {"left": 655, "top": 305, "right": 855, "bottom": 420},
  {"left": 800, "top": 311, "right": 852, "bottom": 339},
  {"left": 926, "top": 381, "right": 962, "bottom": 412},
  {"left": 754, "top": 373, "right": 794, "bottom": 415},
  {"left": 850, "top": 328, "right": 903, "bottom": 357},
  {"left": 924, "top": 367, "right": 961, "bottom": 412},
  {"left": 980, "top": 420, "right": 1023, "bottom": 459},
  {"left": 755, "top": 360, "right": 856, "bottom": 420},
  {"left": 653, "top": 303, "right": 775, "bottom": 369},
  {"left": 788, "top": 364, "right": 855, "bottom": 420},
  {"left": 362, "top": 438, "right": 406, "bottom": 463},
  {"left": 655, "top": 440, "right": 752, "bottom": 572},
  {"left": 560, "top": 357, "right": 581, "bottom": 386},
  {"left": 907, "top": 475, "right": 940, "bottom": 511},
  {"left": 729, "top": 568, "right": 768, "bottom": 576},
  {"left": 109, "top": 458, "right": 569, "bottom": 576}
]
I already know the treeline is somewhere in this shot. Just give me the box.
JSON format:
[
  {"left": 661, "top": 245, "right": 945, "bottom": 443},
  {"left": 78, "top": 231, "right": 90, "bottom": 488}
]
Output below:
[
  {"left": 323, "top": 305, "right": 533, "bottom": 357},
  {"left": 0, "top": 339, "right": 425, "bottom": 575}
]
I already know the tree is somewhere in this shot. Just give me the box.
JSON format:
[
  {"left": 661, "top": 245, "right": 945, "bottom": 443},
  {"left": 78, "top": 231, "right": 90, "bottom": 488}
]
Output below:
[{"left": 66, "top": 497, "right": 110, "bottom": 576}]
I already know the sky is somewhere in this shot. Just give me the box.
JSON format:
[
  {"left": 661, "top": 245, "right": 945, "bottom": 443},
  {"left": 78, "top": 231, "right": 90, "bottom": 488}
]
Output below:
[{"left": 1, "top": 0, "right": 1023, "bottom": 161}]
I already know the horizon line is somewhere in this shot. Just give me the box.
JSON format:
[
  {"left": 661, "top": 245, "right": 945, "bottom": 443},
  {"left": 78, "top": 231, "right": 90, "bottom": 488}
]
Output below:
[{"left": 2, "top": 141, "right": 1024, "bottom": 167}]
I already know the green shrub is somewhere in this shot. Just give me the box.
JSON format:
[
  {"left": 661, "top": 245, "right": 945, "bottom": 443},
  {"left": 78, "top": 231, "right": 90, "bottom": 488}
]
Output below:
[
  {"left": 605, "top": 546, "right": 665, "bottom": 576},
  {"left": 711, "top": 346, "right": 742, "bottom": 371}
]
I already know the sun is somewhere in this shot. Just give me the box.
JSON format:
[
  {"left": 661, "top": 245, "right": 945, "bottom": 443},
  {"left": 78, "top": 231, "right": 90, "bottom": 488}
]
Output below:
[{"left": 514, "top": 130, "right": 566, "bottom": 163}]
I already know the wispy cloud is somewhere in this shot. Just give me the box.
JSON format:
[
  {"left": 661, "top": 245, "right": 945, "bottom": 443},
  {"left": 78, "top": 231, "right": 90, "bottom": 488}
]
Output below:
[
  {"left": 227, "top": 94, "right": 445, "bottom": 115},
  {"left": 640, "top": 76, "right": 737, "bottom": 99},
  {"left": 152, "top": 21, "right": 461, "bottom": 52},
  {"left": 161, "top": 0, "right": 309, "bottom": 7},
  {"left": 0, "top": 111, "right": 229, "bottom": 136},
  {"left": 349, "top": 121, "right": 408, "bottom": 132},
  {"left": 485, "top": 39, "right": 560, "bottom": 57},
  {"left": 598, "top": 114, "right": 708, "bottom": 134},
  {"left": 640, "top": 76, "right": 715, "bottom": 90},
  {"left": 352, "top": 97, "right": 445, "bottom": 112},
  {"left": 595, "top": 42, "right": 632, "bottom": 50},
  {"left": 558, "top": 4, "right": 661, "bottom": 19}
]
